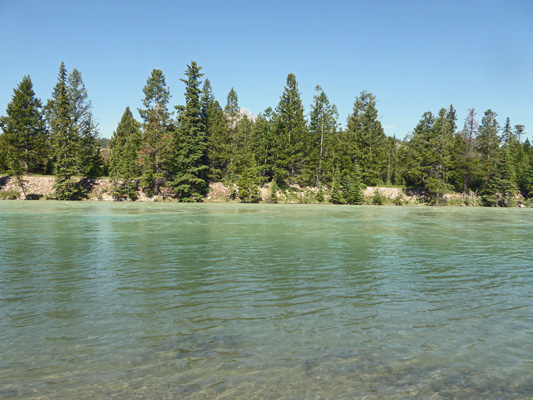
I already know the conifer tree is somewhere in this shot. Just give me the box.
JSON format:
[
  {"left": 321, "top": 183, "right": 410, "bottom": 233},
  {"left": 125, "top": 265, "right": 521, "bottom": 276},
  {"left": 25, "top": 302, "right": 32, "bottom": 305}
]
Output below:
[
  {"left": 201, "top": 79, "right": 230, "bottom": 181},
  {"left": 306, "top": 85, "right": 339, "bottom": 187},
  {"left": 0, "top": 75, "right": 49, "bottom": 195},
  {"left": 329, "top": 168, "right": 344, "bottom": 204},
  {"left": 46, "top": 63, "right": 85, "bottom": 199},
  {"left": 345, "top": 91, "right": 387, "bottom": 185},
  {"left": 253, "top": 108, "right": 277, "bottom": 181},
  {"left": 109, "top": 107, "right": 141, "bottom": 199},
  {"left": 138, "top": 69, "right": 172, "bottom": 195},
  {"left": 68, "top": 69, "right": 101, "bottom": 176},
  {"left": 269, "top": 179, "right": 279, "bottom": 203},
  {"left": 476, "top": 109, "right": 500, "bottom": 188},
  {"left": 343, "top": 162, "right": 364, "bottom": 204},
  {"left": 485, "top": 145, "right": 517, "bottom": 206},
  {"left": 273, "top": 73, "right": 307, "bottom": 183},
  {"left": 225, "top": 87, "right": 240, "bottom": 180},
  {"left": 457, "top": 108, "right": 480, "bottom": 192},
  {"left": 173, "top": 61, "right": 208, "bottom": 201},
  {"left": 238, "top": 156, "right": 259, "bottom": 203}
]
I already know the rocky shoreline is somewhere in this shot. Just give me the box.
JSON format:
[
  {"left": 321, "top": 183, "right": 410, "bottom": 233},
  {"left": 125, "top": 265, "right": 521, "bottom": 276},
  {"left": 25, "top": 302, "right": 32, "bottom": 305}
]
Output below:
[{"left": 0, "top": 174, "right": 484, "bottom": 205}]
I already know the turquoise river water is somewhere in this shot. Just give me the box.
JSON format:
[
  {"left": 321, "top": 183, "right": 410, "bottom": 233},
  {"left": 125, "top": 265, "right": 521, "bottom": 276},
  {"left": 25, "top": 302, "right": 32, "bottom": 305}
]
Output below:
[{"left": 1, "top": 201, "right": 533, "bottom": 399}]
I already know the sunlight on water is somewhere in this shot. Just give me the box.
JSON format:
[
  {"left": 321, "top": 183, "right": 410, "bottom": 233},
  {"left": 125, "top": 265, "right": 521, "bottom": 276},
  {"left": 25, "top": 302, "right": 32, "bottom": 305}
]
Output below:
[{"left": 1, "top": 202, "right": 533, "bottom": 399}]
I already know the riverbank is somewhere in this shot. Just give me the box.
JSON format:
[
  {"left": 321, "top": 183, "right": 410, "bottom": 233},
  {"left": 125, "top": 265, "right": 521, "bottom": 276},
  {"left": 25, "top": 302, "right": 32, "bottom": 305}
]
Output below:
[{"left": 0, "top": 174, "right": 514, "bottom": 206}]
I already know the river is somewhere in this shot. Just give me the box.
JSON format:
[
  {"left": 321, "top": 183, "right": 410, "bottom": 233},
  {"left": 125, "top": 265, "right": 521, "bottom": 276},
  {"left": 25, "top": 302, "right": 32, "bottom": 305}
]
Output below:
[{"left": 1, "top": 201, "right": 532, "bottom": 399}]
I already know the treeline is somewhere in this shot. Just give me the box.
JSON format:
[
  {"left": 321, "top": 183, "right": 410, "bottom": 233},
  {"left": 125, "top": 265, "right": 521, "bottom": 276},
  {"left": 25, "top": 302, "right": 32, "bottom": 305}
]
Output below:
[{"left": 1, "top": 61, "right": 531, "bottom": 205}]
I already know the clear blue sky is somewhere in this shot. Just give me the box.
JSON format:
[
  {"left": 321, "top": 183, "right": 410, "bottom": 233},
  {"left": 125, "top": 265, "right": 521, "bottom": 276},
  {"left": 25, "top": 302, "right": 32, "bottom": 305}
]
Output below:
[{"left": 1, "top": 0, "right": 532, "bottom": 139}]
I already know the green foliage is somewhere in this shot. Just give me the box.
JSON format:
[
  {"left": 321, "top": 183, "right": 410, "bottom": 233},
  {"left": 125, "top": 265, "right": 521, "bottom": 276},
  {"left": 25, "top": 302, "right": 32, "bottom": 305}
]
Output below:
[
  {"left": 238, "top": 160, "right": 260, "bottom": 203},
  {"left": 305, "top": 85, "right": 339, "bottom": 187},
  {"left": 0, "top": 190, "right": 20, "bottom": 200},
  {"left": 0, "top": 75, "right": 49, "bottom": 185},
  {"left": 269, "top": 179, "right": 279, "bottom": 203},
  {"left": 483, "top": 145, "right": 517, "bottom": 207},
  {"left": 345, "top": 91, "right": 387, "bottom": 185},
  {"left": 329, "top": 169, "right": 344, "bottom": 204},
  {"left": 47, "top": 63, "right": 87, "bottom": 200},
  {"left": 371, "top": 189, "right": 387, "bottom": 205},
  {"left": 68, "top": 69, "right": 101, "bottom": 176},
  {"left": 109, "top": 107, "right": 142, "bottom": 200},
  {"left": 138, "top": 69, "right": 172, "bottom": 196},
  {"left": 476, "top": 109, "right": 500, "bottom": 189},
  {"left": 273, "top": 73, "right": 307, "bottom": 183},
  {"left": 173, "top": 61, "right": 208, "bottom": 201},
  {"left": 343, "top": 163, "right": 364, "bottom": 205}
]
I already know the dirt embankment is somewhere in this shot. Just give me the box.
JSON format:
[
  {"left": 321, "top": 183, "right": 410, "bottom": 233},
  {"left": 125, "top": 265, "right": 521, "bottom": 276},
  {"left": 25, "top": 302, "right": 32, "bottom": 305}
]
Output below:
[{"left": 0, "top": 174, "right": 480, "bottom": 204}]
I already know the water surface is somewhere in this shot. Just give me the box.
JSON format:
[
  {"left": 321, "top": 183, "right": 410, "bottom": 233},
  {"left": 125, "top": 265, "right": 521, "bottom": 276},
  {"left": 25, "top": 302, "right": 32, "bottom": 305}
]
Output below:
[{"left": 1, "top": 202, "right": 533, "bottom": 399}]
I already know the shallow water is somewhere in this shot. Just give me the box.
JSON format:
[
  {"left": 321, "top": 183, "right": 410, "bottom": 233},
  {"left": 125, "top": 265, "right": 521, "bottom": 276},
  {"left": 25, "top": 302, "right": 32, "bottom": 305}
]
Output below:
[{"left": 1, "top": 201, "right": 533, "bottom": 399}]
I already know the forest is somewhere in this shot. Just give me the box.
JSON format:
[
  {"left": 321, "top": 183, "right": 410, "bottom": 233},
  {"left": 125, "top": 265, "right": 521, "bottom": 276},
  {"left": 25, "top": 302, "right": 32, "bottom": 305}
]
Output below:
[{"left": 1, "top": 61, "right": 531, "bottom": 206}]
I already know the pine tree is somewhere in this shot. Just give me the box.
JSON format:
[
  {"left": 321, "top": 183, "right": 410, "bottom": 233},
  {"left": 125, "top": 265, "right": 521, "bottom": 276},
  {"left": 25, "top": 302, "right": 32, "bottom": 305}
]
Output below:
[
  {"left": 345, "top": 91, "right": 387, "bottom": 185},
  {"left": 201, "top": 79, "right": 229, "bottom": 181},
  {"left": 46, "top": 63, "right": 85, "bottom": 199},
  {"left": 253, "top": 108, "right": 277, "bottom": 181},
  {"left": 0, "top": 75, "right": 49, "bottom": 196},
  {"left": 273, "top": 73, "right": 307, "bottom": 183},
  {"left": 173, "top": 61, "right": 208, "bottom": 201},
  {"left": 238, "top": 157, "right": 259, "bottom": 203},
  {"left": 329, "top": 168, "right": 344, "bottom": 204},
  {"left": 138, "top": 69, "right": 172, "bottom": 196},
  {"left": 225, "top": 87, "right": 240, "bottom": 181},
  {"left": 476, "top": 109, "right": 500, "bottom": 188},
  {"left": 109, "top": 107, "right": 141, "bottom": 199},
  {"left": 269, "top": 178, "right": 279, "bottom": 203},
  {"left": 343, "top": 162, "right": 364, "bottom": 204},
  {"left": 305, "top": 85, "right": 339, "bottom": 187},
  {"left": 68, "top": 69, "right": 101, "bottom": 176},
  {"left": 485, "top": 145, "right": 517, "bottom": 206},
  {"left": 457, "top": 108, "right": 480, "bottom": 192}
]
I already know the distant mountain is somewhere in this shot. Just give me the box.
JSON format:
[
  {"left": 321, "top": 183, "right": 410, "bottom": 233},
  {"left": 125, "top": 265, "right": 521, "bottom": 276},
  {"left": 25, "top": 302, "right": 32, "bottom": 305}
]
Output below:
[{"left": 239, "top": 108, "right": 257, "bottom": 121}]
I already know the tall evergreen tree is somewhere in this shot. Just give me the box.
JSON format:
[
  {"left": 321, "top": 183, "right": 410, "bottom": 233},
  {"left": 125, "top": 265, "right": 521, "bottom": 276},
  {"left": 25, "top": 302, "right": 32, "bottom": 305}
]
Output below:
[
  {"left": 46, "top": 62, "right": 85, "bottom": 199},
  {"left": 138, "top": 69, "right": 172, "bottom": 195},
  {"left": 343, "top": 162, "right": 364, "bottom": 205},
  {"left": 273, "top": 73, "right": 307, "bottom": 183},
  {"left": 253, "top": 107, "right": 277, "bottom": 181},
  {"left": 0, "top": 75, "right": 49, "bottom": 195},
  {"left": 345, "top": 91, "right": 387, "bottom": 185},
  {"left": 173, "top": 61, "right": 208, "bottom": 201},
  {"left": 485, "top": 145, "right": 517, "bottom": 206},
  {"left": 476, "top": 109, "right": 500, "bottom": 188},
  {"left": 458, "top": 108, "right": 479, "bottom": 192},
  {"left": 201, "top": 79, "right": 230, "bottom": 181},
  {"left": 68, "top": 69, "right": 101, "bottom": 176},
  {"left": 109, "top": 107, "right": 142, "bottom": 199},
  {"left": 403, "top": 108, "right": 454, "bottom": 200},
  {"left": 305, "top": 85, "right": 339, "bottom": 187}
]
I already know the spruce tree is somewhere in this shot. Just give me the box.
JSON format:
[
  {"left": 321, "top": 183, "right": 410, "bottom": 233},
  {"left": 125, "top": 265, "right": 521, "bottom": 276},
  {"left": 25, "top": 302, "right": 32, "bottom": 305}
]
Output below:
[
  {"left": 0, "top": 75, "right": 49, "bottom": 195},
  {"left": 238, "top": 157, "right": 259, "bottom": 203},
  {"left": 138, "top": 69, "right": 172, "bottom": 196},
  {"left": 306, "top": 85, "right": 339, "bottom": 187},
  {"left": 109, "top": 107, "right": 141, "bottom": 199},
  {"left": 329, "top": 168, "right": 344, "bottom": 204},
  {"left": 46, "top": 63, "right": 85, "bottom": 199},
  {"left": 345, "top": 91, "right": 387, "bottom": 185},
  {"left": 201, "top": 79, "right": 230, "bottom": 181},
  {"left": 476, "top": 109, "right": 500, "bottom": 188},
  {"left": 485, "top": 145, "right": 517, "bottom": 206},
  {"left": 343, "top": 163, "right": 364, "bottom": 205},
  {"left": 173, "top": 61, "right": 208, "bottom": 201},
  {"left": 273, "top": 73, "right": 307, "bottom": 183},
  {"left": 458, "top": 108, "right": 480, "bottom": 192},
  {"left": 68, "top": 69, "right": 101, "bottom": 176}
]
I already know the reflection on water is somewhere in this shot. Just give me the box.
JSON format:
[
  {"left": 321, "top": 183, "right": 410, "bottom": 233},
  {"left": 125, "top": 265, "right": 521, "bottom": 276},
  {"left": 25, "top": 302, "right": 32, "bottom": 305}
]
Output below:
[{"left": 1, "top": 202, "right": 533, "bottom": 399}]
